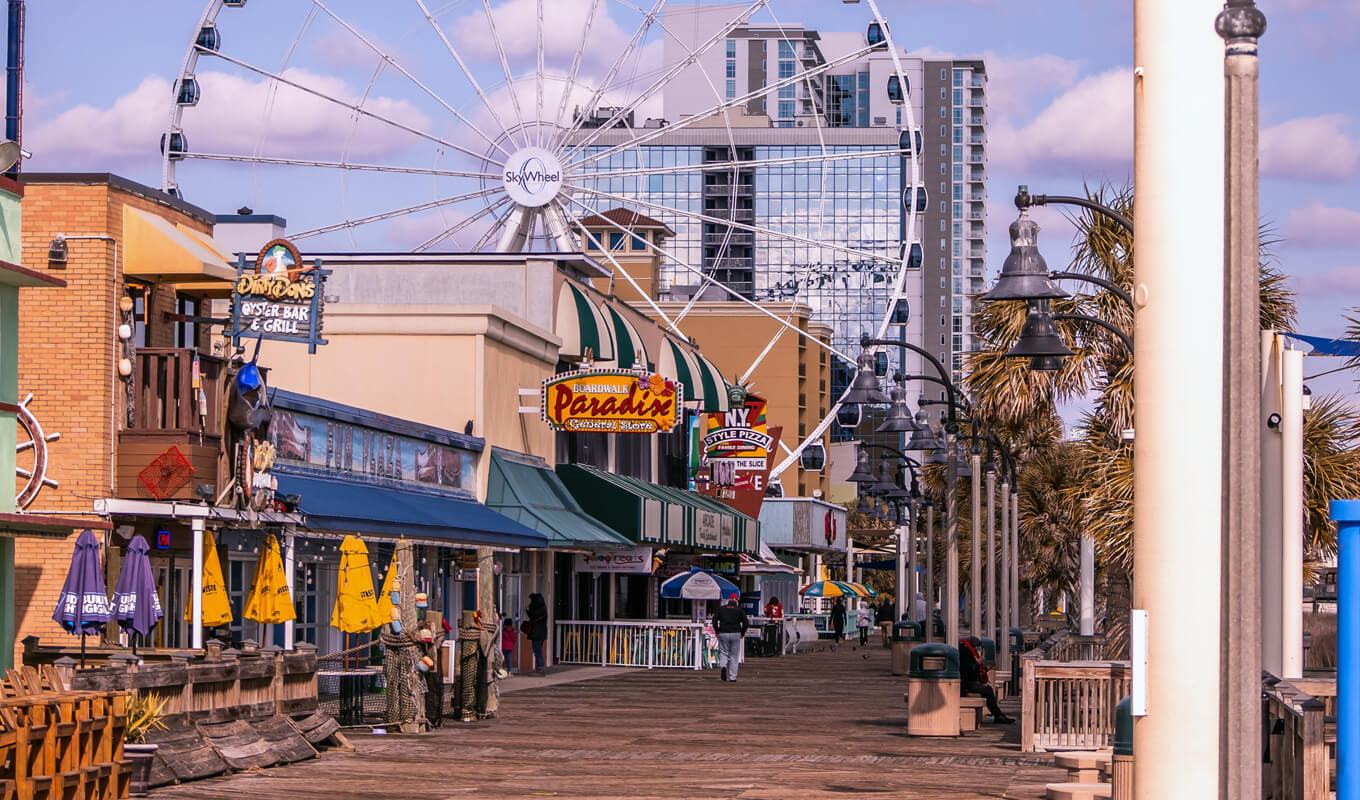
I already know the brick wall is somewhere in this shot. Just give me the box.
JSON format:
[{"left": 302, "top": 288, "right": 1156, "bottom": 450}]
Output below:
[{"left": 11, "top": 178, "right": 215, "bottom": 651}]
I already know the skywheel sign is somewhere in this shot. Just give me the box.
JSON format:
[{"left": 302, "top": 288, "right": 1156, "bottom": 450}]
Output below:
[{"left": 502, "top": 147, "right": 563, "bottom": 207}]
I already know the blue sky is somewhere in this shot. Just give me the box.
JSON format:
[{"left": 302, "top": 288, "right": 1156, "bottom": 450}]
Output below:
[{"left": 12, "top": 0, "right": 1360, "bottom": 392}]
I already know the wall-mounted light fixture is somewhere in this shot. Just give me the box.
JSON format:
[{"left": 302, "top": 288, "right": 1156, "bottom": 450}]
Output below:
[{"left": 47, "top": 235, "right": 67, "bottom": 266}]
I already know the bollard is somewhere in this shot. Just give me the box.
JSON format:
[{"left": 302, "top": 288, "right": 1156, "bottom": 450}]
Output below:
[{"left": 1329, "top": 500, "right": 1360, "bottom": 800}]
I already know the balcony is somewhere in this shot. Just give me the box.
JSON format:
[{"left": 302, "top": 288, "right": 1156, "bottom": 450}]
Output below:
[
  {"left": 969, "top": 113, "right": 984, "bottom": 126},
  {"left": 118, "top": 348, "right": 227, "bottom": 501},
  {"left": 703, "top": 182, "right": 755, "bottom": 198},
  {"left": 968, "top": 91, "right": 985, "bottom": 107},
  {"left": 703, "top": 230, "right": 755, "bottom": 247},
  {"left": 704, "top": 206, "right": 755, "bottom": 223}
]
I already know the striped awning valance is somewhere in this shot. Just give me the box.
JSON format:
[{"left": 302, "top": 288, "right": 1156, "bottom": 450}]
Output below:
[
  {"left": 606, "top": 304, "right": 649, "bottom": 371},
  {"left": 660, "top": 338, "right": 730, "bottom": 413},
  {"left": 556, "top": 281, "right": 616, "bottom": 362}
]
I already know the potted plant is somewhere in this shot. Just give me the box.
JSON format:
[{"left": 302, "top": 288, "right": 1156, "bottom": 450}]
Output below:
[{"left": 124, "top": 691, "right": 168, "bottom": 796}]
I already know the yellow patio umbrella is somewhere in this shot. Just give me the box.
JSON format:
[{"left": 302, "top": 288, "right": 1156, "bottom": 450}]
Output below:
[
  {"left": 244, "top": 534, "right": 295, "bottom": 625},
  {"left": 184, "top": 530, "right": 232, "bottom": 627},
  {"left": 330, "top": 535, "right": 383, "bottom": 633}
]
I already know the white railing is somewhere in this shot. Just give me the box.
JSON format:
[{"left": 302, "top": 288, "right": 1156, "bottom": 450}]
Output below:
[{"left": 554, "top": 620, "right": 708, "bottom": 670}]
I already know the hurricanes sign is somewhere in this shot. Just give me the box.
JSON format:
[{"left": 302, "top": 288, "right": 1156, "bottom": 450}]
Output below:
[{"left": 542, "top": 369, "right": 681, "bottom": 434}]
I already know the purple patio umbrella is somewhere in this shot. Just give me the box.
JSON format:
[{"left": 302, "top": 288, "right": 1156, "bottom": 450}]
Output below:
[
  {"left": 112, "top": 535, "right": 163, "bottom": 648},
  {"left": 53, "top": 529, "right": 112, "bottom": 666}
]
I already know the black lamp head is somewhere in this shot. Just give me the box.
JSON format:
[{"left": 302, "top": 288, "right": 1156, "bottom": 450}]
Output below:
[
  {"left": 875, "top": 382, "right": 921, "bottom": 433},
  {"left": 1028, "top": 354, "right": 1065, "bottom": 372},
  {"left": 905, "top": 417, "right": 941, "bottom": 451},
  {"left": 847, "top": 446, "right": 878, "bottom": 485},
  {"left": 982, "top": 211, "right": 1069, "bottom": 302},
  {"left": 844, "top": 348, "right": 891, "bottom": 405},
  {"left": 1006, "top": 299, "right": 1075, "bottom": 359}
]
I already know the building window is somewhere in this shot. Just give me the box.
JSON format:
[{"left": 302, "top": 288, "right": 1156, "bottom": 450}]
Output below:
[
  {"left": 778, "top": 40, "right": 795, "bottom": 58},
  {"left": 726, "top": 79, "right": 736, "bottom": 98},
  {"left": 726, "top": 39, "right": 737, "bottom": 58},
  {"left": 609, "top": 232, "right": 626, "bottom": 251},
  {"left": 631, "top": 233, "right": 647, "bottom": 251},
  {"left": 778, "top": 60, "right": 795, "bottom": 79},
  {"left": 132, "top": 293, "right": 149, "bottom": 348},
  {"left": 953, "top": 89, "right": 963, "bottom": 106},
  {"left": 175, "top": 295, "right": 200, "bottom": 349},
  {"left": 953, "top": 70, "right": 964, "bottom": 87},
  {"left": 778, "top": 100, "right": 794, "bottom": 118},
  {"left": 726, "top": 61, "right": 736, "bottom": 79}
]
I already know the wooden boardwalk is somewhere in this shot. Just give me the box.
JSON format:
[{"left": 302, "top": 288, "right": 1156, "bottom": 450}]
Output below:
[{"left": 153, "top": 643, "right": 1065, "bottom": 799}]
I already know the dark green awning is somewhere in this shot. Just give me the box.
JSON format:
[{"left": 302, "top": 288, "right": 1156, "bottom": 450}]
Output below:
[{"left": 486, "top": 449, "right": 634, "bottom": 550}]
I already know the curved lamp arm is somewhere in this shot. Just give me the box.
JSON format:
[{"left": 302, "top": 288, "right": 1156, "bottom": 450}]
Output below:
[
  {"left": 1049, "top": 271, "right": 1135, "bottom": 311},
  {"left": 862, "top": 335, "right": 962, "bottom": 429},
  {"left": 1014, "top": 186, "right": 1135, "bottom": 234},
  {"left": 1054, "top": 312, "right": 1134, "bottom": 355}
]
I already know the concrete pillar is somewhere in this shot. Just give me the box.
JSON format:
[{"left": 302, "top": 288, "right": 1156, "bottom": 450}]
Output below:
[
  {"left": 1260, "top": 332, "right": 1284, "bottom": 677},
  {"left": 945, "top": 435, "right": 961, "bottom": 646},
  {"left": 1280, "top": 346, "right": 1304, "bottom": 679},
  {"left": 191, "top": 518, "right": 205, "bottom": 650},
  {"left": 283, "top": 528, "right": 296, "bottom": 649},
  {"left": 1011, "top": 491, "right": 1020, "bottom": 628},
  {"left": 926, "top": 503, "right": 936, "bottom": 640},
  {"left": 985, "top": 468, "right": 996, "bottom": 640},
  {"left": 1000, "top": 479, "right": 1010, "bottom": 645},
  {"left": 1080, "top": 536, "right": 1095, "bottom": 637},
  {"left": 970, "top": 453, "right": 982, "bottom": 637},
  {"left": 895, "top": 525, "right": 907, "bottom": 621},
  {"left": 1132, "top": 2, "right": 1225, "bottom": 797}
]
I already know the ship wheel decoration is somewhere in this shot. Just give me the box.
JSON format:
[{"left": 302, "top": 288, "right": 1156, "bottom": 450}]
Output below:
[{"left": 16, "top": 392, "right": 60, "bottom": 508}]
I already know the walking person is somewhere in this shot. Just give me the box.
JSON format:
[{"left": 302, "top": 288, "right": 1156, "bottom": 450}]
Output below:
[
  {"left": 830, "top": 597, "right": 846, "bottom": 648},
  {"left": 711, "top": 593, "right": 749, "bottom": 682},
  {"left": 856, "top": 602, "right": 872, "bottom": 646},
  {"left": 525, "top": 593, "right": 549, "bottom": 675}
]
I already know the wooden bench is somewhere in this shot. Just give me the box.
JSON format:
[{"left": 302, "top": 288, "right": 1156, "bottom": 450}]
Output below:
[
  {"left": 959, "top": 695, "right": 986, "bottom": 732},
  {"left": 1054, "top": 751, "right": 1111, "bottom": 783},
  {"left": 1045, "top": 782, "right": 1111, "bottom": 800}
]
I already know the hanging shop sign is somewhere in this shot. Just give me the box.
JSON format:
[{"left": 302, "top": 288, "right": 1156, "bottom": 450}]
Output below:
[
  {"left": 541, "top": 368, "right": 682, "bottom": 434},
  {"left": 229, "top": 239, "right": 329, "bottom": 354},
  {"left": 693, "top": 391, "right": 780, "bottom": 518},
  {"left": 576, "top": 547, "right": 654, "bottom": 574}
]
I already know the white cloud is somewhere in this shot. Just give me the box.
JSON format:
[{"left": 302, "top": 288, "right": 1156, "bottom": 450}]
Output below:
[
  {"left": 26, "top": 70, "right": 431, "bottom": 171},
  {"left": 911, "top": 47, "right": 1083, "bottom": 119},
  {"left": 1289, "top": 264, "right": 1360, "bottom": 297},
  {"left": 451, "top": 0, "right": 633, "bottom": 74},
  {"left": 1261, "top": 115, "right": 1360, "bottom": 182},
  {"left": 1284, "top": 202, "right": 1360, "bottom": 250},
  {"left": 988, "top": 66, "right": 1132, "bottom": 175}
]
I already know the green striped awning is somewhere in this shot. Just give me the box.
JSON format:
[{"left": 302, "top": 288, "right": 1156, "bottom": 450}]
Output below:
[
  {"left": 606, "top": 305, "right": 649, "bottom": 371},
  {"left": 661, "top": 338, "right": 729, "bottom": 413},
  {"left": 556, "top": 281, "right": 616, "bottom": 362}
]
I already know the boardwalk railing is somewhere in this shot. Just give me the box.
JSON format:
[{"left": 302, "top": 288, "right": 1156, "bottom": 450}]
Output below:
[
  {"left": 1263, "top": 674, "right": 1336, "bottom": 800},
  {"left": 555, "top": 621, "right": 707, "bottom": 670},
  {"left": 1020, "top": 632, "right": 1130, "bottom": 752}
]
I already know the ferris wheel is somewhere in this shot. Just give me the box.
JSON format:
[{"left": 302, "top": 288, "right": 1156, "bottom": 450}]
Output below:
[{"left": 162, "top": 0, "right": 922, "bottom": 479}]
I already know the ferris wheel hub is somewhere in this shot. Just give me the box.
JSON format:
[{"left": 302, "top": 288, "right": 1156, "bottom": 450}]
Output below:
[{"left": 502, "top": 147, "right": 564, "bottom": 208}]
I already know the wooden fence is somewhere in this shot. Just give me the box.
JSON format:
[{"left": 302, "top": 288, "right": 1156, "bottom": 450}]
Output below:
[
  {"left": 1020, "top": 631, "right": 1130, "bottom": 753},
  {"left": 1263, "top": 674, "right": 1336, "bottom": 800}
]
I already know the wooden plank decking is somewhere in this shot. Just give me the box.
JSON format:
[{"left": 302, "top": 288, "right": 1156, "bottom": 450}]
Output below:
[{"left": 151, "top": 643, "right": 1065, "bottom": 799}]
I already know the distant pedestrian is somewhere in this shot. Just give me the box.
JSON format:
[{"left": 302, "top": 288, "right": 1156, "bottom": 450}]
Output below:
[
  {"left": 830, "top": 598, "right": 846, "bottom": 647},
  {"left": 856, "top": 602, "right": 872, "bottom": 646},
  {"left": 501, "top": 617, "right": 517, "bottom": 671},
  {"left": 711, "top": 592, "right": 749, "bottom": 682},
  {"left": 914, "top": 591, "right": 927, "bottom": 624},
  {"left": 525, "top": 593, "right": 549, "bottom": 675},
  {"left": 764, "top": 597, "right": 784, "bottom": 619}
]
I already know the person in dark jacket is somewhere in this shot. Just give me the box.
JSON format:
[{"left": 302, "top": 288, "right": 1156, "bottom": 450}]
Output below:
[
  {"left": 830, "top": 598, "right": 847, "bottom": 648},
  {"left": 525, "top": 593, "right": 549, "bottom": 675},
  {"left": 961, "top": 636, "right": 1013, "bottom": 723},
  {"left": 711, "top": 593, "right": 749, "bottom": 681}
]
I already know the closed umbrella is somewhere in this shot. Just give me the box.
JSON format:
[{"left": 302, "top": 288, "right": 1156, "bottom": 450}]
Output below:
[
  {"left": 331, "top": 535, "right": 383, "bottom": 633},
  {"left": 111, "top": 535, "right": 163, "bottom": 648},
  {"left": 184, "top": 530, "right": 233, "bottom": 628},
  {"left": 244, "top": 534, "right": 295, "bottom": 625},
  {"left": 660, "top": 567, "right": 740, "bottom": 600},
  {"left": 375, "top": 550, "right": 398, "bottom": 611},
  {"left": 52, "top": 529, "right": 112, "bottom": 666}
]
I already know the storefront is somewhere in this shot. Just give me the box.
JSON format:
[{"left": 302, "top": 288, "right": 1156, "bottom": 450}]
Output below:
[{"left": 758, "top": 497, "right": 849, "bottom": 613}]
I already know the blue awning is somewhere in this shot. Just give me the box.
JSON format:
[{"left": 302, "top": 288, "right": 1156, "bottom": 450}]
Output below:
[
  {"left": 275, "top": 471, "right": 549, "bottom": 549},
  {"left": 1283, "top": 332, "right": 1360, "bottom": 358}
]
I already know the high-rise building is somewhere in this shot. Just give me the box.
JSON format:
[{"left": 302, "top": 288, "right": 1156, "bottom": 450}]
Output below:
[{"left": 568, "top": 8, "right": 986, "bottom": 391}]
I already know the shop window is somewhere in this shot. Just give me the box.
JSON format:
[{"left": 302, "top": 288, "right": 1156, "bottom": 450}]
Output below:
[
  {"left": 132, "top": 293, "right": 149, "bottom": 349},
  {"left": 614, "top": 433, "right": 651, "bottom": 481},
  {"left": 631, "top": 232, "right": 647, "bottom": 251},
  {"left": 608, "top": 232, "right": 626, "bottom": 251},
  {"left": 175, "top": 294, "right": 200, "bottom": 349},
  {"left": 556, "top": 430, "right": 610, "bottom": 469}
]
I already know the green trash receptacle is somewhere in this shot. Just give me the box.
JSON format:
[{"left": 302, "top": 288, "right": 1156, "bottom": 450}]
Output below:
[
  {"left": 905, "top": 643, "right": 961, "bottom": 736},
  {"left": 1112, "top": 696, "right": 1133, "bottom": 799},
  {"left": 891, "top": 621, "right": 924, "bottom": 675}
]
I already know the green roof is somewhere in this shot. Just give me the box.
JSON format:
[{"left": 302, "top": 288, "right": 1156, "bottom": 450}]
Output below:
[{"left": 486, "top": 450, "right": 634, "bottom": 550}]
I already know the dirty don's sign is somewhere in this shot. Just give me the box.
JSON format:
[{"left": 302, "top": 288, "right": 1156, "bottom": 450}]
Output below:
[
  {"left": 542, "top": 369, "right": 682, "bottom": 434},
  {"left": 230, "top": 238, "right": 329, "bottom": 353}
]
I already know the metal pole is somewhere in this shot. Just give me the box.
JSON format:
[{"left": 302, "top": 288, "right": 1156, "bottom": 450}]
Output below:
[
  {"left": 985, "top": 467, "right": 996, "bottom": 642},
  {"left": 999, "top": 477, "right": 1010, "bottom": 646},
  {"left": 1280, "top": 346, "right": 1304, "bottom": 679},
  {"left": 907, "top": 500, "right": 918, "bottom": 619},
  {"left": 1080, "top": 536, "right": 1095, "bottom": 636},
  {"left": 1011, "top": 490, "right": 1020, "bottom": 628},
  {"left": 190, "top": 518, "right": 204, "bottom": 650},
  {"left": 895, "top": 523, "right": 907, "bottom": 623},
  {"left": 1133, "top": 2, "right": 1225, "bottom": 798},
  {"left": 946, "top": 434, "right": 960, "bottom": 646},
  {"left": 1329, "top": 500, "right": 1360, "bottom": 800},
  {"left": 1218, "top": 2, "right": 1266, "bottom": 796},
  {"left": 283, "top": 528, "right": 296, "bottom": 650},
  {"left": 970, "top": 453, "right": 982, "bottom": 638},
  {"left": 926, "top": 503, "right": 936, "bottom": 641}
]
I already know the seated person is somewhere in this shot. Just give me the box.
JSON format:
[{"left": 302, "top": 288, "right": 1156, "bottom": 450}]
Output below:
[{"left": 960, "top": 636, "right": 1014, "bottom": 724}]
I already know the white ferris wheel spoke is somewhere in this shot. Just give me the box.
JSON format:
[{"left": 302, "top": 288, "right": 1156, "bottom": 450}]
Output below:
[
  {"left": 474, "top": 203, "right": 519, "bottom": 251},
  {"left": 200, "top": 46, "right": 505, "bottom": 167},
  {"left": 572, "top": 41, "right": 877, "bottom": 171},
  {"left": 414, "top": 196, "right": 511, "bottom": 253},
  {"left": 553, "top": 0, "right": 667, "bottom": 151},
  {"left": 560, "top": 202, "right": 684, "bottom": 338},
  {"left": 535, "top": 0, "right": 546, "bottom": 147},
  {"left": 565, "top": 182, "right": 902, "bottom": 268},
  {"left": 414, "top": 0, "right": 527, "bottom": 152},
  {"left": 480, "top": 0, "right": 532, "bottom": 148},
  {"left": 551, "top": 0, "right": 602, "bottom": 136},
  {"left": 182, "top": 152, "right": 500, "bottom": 180},
  {"left": 561, "top": 194, "right": 850, "bottom": 363},
  {"left": 290, "top": 186, "right": 499, "bottom": 239},
  {"left": 311, "top": 1, "right": 514, "bottom": 160},
  {"left": 563, "top": 0, "right": 770, "bottom": 161},
  {"left": 571, "top": 148, "right": 908, "bottom": 181}
]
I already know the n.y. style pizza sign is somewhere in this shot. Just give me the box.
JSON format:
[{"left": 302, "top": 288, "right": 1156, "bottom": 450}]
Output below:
[{"left": 696, "top": 392, "right": 779, "bottom": 518}]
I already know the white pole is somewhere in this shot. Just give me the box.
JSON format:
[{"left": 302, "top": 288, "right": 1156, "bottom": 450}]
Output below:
[
  {"left": 1000, "top": 479, "right": 1010, "bottom": 646},
  {"left": 1080, "top": 536, "right": 1095, "bottom": 637},
  {"left": 1132, "top": 2, "right": 1225, "bottom": 799},
  {"left": 907, "top": 504, "right": 918, "bottom": 619},
  {"left": 970, "top": 453, "right": 982, "bottom": 637},
  {"left": 191, "top": 518, "right": 205, "bottom": 650},
  {"left": 926, "top": 503, "right": 936, "bottom": 639},
  {"left": 1281, "top": 345, "right": 1305, "bottom": 680},
  {"left": 985, "top": 467, "right": 996, "bottom": 642},
  {"left": 895, "top": 525, "right": 907, "bottom": 623},
  {"left": 284, "top": 528, "right": 296, "bottom": 650},
  {"left": 1260, "top": 331, "right": 1284, "bottom": 677},
  {"left": 1011, "top": 491, "right": 1020, "bottom": 628}
]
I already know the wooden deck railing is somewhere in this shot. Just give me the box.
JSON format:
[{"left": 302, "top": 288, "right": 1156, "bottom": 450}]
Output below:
[
  {"left": 130, "top": 348, "right": 225, "bottom": 433},
  {"left": 1263, "top": 674, "right": 1336, "bottom": 800},
  {"left": 1020, "top": 632, "right": 1130, "bottom": 752}
]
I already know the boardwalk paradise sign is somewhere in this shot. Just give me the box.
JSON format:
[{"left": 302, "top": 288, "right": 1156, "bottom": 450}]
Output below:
[{"left": 542, "top": 369, "right": 682, "bottom": 434}]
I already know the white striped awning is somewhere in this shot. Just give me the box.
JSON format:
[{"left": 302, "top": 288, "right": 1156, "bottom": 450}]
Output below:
[
  {"left": 556, "top": 281, "right": 616, "bottom": 362},
  {"left": 660, "top": 338, "right": 730, "bottom": 413},
  {"left": 605, "top": 305, "right": 649, "bottom": 371}
]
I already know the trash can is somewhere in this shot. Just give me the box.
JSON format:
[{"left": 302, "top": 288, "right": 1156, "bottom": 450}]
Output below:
[
  {"left": 1112, "top": 696, "right": 1133, "bottom": 800},
  {"left": 1007, "top": 626, "right": 1024, "bottom": 678},
  {"left": 761, "top": 620, "right": 784, "bottom": 657},
  {"left": 905, "top": 643, "right": 961, "bottom": 736},
  {"left": 891, "top": 620, "right": 923, "bottom": 675}
]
